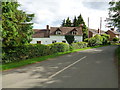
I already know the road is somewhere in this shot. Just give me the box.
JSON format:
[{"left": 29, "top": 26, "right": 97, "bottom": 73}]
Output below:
[{"left": 2, "top": 46, "right": 118, "bottom": 88}]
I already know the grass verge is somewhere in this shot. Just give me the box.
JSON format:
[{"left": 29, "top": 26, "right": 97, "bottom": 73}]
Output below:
[
  {"left": 115, "top": 45, "right": 120, "bottom": 88},
  {"left": 1, "top": 45, "right": 109, "bottom": 71}
]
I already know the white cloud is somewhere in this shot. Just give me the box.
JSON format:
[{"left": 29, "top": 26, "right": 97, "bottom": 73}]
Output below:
[{"left": 18, "top": 0, "right": 111, "bottom": 31}]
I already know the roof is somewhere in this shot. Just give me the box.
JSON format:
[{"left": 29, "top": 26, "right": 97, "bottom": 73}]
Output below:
[
  {"left": 50, "top": 27, "right": 83, "bottom": 35},
  {"left": 89, "top": 29, "right": 105, "bottom": 34},
  {"left": 32, "top": 29, "right": 50, "bottom": 38},
  {"left": 108, "top": 30, "right": 120, "bottom": 35}
]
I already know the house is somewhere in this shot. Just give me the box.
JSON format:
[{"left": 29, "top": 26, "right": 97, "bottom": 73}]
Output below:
[
  {"left": 106, "top": 28, "right": 120, "bottom": 40},
  {"left": 88, "top": 28, "right": 106, "bottom": 38},
  {"left": 30, "top": 25, "right": 83, "bottom": 44}
]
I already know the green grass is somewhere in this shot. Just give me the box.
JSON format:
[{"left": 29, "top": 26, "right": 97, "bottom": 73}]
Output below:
[
  {"left": 1, "top": 45, "right": 109, "bottom": 71},
  {"left": 116, "top": 46, "right": 120, "bottom": 65}
]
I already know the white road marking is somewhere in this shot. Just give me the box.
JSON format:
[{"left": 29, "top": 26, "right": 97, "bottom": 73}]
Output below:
[{"left": 49, "top": 56, "right": 87, "bottom": 79}]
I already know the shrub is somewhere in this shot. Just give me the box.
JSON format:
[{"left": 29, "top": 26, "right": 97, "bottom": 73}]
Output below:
[
  {"left": 65, "top": 35, "right": 75, "bottom": 44},
  {"left": 47, "top": 42, "right": 69, "bottom": 54},
  {"left": 101, "top": 34, "right": 110, "bottom": 45},
  {"left": 113, "top": 37, "right": 119, "bottom": 42},
  {"left": 2, "top": 44, "right": 49, "bottom": 63},
  {"left": 71, "top": 42, "right": 88, "bottom": 50},
  {"left": 84, "top": 38, "right": 89, "bottom": 42},
  {"left": 2, "top": 43, "right": 70, "bottom": 64},
  {"left": 88, "top": 35, "right": 103, "bottom": 46}
]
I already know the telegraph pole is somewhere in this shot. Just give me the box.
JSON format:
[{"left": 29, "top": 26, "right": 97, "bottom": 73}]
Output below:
[
  {"left": 100, "top": 17, "right": 102, "bottom": 31},
  {"left": 88, "top": 17, "right": 89, "bottom": 38}
]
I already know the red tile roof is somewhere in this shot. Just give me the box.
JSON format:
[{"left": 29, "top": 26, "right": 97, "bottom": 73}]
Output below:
[
  {"left": 32, "top": 29, "right": 50, "bottom": 38},
  {"left": 50, "top": 27, "right": 83, "bottom": 35},
  {"left": 32, "top": 26, "right": 83, "bottom": 38}
]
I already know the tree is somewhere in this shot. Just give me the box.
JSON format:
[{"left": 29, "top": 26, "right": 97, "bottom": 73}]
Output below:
[
  {"left": 77, "top": 14, "right": 84, "bottom": 26},
  {"left": 65, "top": 35, "right": 75, "bottom": 44},
  {"left": 2, "top": 2, "right": 34, "bottom": 47},
  {"left": 77, "top": 14, "right": 88, "bottom": 41},
  {"left": 61, "top": 14, "right": 88, "bottom": 41},
  {"left": 65, "top": 17, "right": 72, "bottom": 27},
  {"left": 107, "top": 1, "right": 120, "bottom": 29},
  {"left": 73, "top": 16, "right": 77, "bottom": 27},
  {"left": 61, "top": 19, "right": 66, "bottom": 27}
]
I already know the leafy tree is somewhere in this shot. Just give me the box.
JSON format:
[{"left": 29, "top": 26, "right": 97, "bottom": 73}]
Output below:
[
  {"left": 65, "top": 35, "right": 75, "bottom": 44},
  {"left": 2, "top": 2, "right": 34, "bottom": 47},
  {"left": 107, "top": 1, "right": 120, "bottom": 29}
]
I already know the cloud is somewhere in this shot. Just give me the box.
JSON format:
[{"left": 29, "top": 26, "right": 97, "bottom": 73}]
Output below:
[{"left": 18, "top": 0, "right": 111, "bottom": 30}]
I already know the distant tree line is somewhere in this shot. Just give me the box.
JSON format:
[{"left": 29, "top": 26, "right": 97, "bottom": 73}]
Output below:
[{"left": 61, "top": 14, "right": 88, "bottom": 41}]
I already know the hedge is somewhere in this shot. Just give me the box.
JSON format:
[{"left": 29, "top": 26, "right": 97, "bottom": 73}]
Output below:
[
  {"left": 71, "top": 42, "right": 88, "bottom": 50},
  {"left": 47, "top": 42, "right": 70, "bottom": 54},
  {"left": 2, "top": 43, "right": 69, "bottom": 64},
  {"left": 2, "top": 42, "right": 89, "bottom": 64}
]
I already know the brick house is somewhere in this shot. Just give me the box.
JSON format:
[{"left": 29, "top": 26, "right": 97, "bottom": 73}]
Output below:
[
  {"left": 31, "top": 25, "right": 83, "bottom": 44},
  {"left": 89, "top": 28, "right": 105, "bottom": 38},
  {"left": 106, "top": 28, "right": 120, "bottom": 41}
]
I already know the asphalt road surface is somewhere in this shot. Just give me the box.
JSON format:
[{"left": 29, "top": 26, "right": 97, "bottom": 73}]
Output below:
[{"left": 2, "top": 46, "right": 118, "bottom": 88}]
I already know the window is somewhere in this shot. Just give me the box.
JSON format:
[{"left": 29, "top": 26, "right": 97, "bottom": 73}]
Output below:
[
  {"left": 37, "top": 41, "right": 41, "bottom": 44},
  {"left": 71, "top": 31, "right": 77, "bottom": 35},
  {"left": 55, "top": 28, "right": 62, "bottom": 35},
  {"left": 52, "top": 40, "right": 57, "bottom": 43},
  {"left": 62, "top": 41, "right": 66, "bottom": 43}
]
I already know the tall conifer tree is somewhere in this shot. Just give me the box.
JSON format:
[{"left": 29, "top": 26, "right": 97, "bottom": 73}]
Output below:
[{"left": 2, "top": 2, "right": 34, "bottom": 47}]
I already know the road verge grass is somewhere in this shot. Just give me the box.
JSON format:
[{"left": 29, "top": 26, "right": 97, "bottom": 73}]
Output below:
[
  {"left": 115, "top": 45, "right": 120, "bottom": 88},
  {"left": 1, "top": 45, "right": 109, "bottom": 71}
]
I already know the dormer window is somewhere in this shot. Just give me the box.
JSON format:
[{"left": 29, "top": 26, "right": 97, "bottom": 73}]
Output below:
[
  {"left": 55, "top": 28, "right": 62, "bottom": 35},
  {"left": 71, "top": 29, "right": 77, "bottom": 35}
]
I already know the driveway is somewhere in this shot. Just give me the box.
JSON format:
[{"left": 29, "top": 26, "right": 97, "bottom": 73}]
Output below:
[{"left": 2, "top": 46, "right": 118, "bottom": 88}]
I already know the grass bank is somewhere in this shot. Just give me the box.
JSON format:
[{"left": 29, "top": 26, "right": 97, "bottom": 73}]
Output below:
[
  {"left": 115, "top": 45, "right": 120, "bottom": 88},
  {"left": 1, "top": 45, "right": 109, "bottom": 71}
]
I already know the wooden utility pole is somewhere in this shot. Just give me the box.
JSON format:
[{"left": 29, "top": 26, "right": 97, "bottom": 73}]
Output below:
[
  {"left": 100, "top": 17, "right": 102, "bottom": 31},
  {"left": 88, "top": 17, "right": 89, "bottom": 38}
]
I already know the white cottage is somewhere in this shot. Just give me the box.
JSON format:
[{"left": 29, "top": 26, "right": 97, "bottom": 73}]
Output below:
[{"left": 30, "top": 25, "right": 83, "bottom": 45}]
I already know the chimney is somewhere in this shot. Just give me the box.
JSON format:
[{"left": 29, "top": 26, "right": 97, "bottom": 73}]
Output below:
[
  {"left": 98, "top": 28, "right": 100, "bottom": 34},
  {"left": 111, "top": 28, "right": 114, "bottom": 31},
  {"left": 46, "top": 25, "right": 49, "bottom": 30}
]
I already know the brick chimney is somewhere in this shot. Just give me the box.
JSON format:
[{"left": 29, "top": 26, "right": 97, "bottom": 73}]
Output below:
[
  {"left": 111, "top": 28, "right": 114, "bottom": 31},
  {"left": 46, "top": 25, "right": 49, "bottom": 30},
  {"left": 98, "top": 28, "right": 100, "bottom": 34}
]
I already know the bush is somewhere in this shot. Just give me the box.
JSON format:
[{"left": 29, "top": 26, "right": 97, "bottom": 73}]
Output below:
[
  {"left": 113, "top": 37, "right": 119, "bottom": 42},
  {"left": 2, "top": 43, "right": 70, "bottom": 64},
  {"left": 88, "top": 35, "right": 102, "bottom": 46},
  {"left": 65, "top": 35, "right": 75, "bottom": 44},
  {"left": 71, "top": 42, "right": 88, "bottom": 50},
  {"left": 47, "top": 42, "right": 69, "bottom": 54},
  {"left": 101, "top": 34, "right": 110, "bottom": 45},
  {"left": 2, "top": 44, "right": 49, "bottom": 63}
]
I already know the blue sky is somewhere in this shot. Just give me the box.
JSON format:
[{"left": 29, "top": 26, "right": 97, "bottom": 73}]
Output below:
[{"left": 18, "top": 0, "right": 112, "bottom": 31}]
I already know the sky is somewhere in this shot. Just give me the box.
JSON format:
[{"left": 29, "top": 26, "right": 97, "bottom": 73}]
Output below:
[{"left": 17, "top": 0, "right": 112, "bottom": 31}]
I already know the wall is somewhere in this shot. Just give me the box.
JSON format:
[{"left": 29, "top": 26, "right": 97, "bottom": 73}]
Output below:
[{"left": 30, "top": 35, "right": 83, "bottom": 45}]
